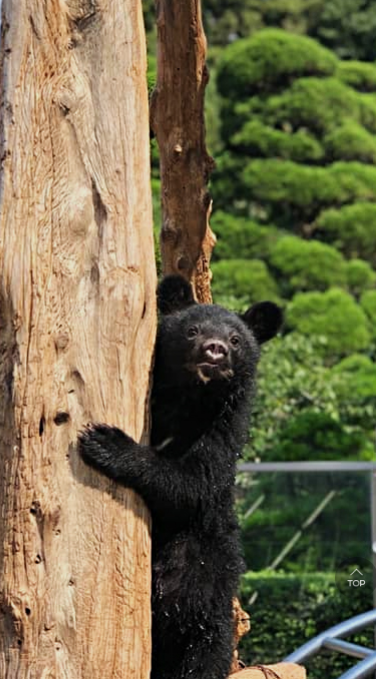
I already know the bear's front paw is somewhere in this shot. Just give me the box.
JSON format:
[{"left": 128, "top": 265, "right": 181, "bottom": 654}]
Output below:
[{"left": 78, "top": 423, "right": 133, "bottom": 477}]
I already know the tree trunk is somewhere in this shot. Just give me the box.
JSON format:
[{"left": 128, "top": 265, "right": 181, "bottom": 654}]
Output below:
[
  {"left": 0, "top": 1, "right": 156, "bottom": 677},
  {"left": 150, "top": 0, "right": 216, "bottom": 303}
]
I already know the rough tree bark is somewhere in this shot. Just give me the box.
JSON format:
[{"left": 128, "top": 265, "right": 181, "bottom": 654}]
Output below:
[
  {"left": 150, "top": 0, "right": 216, "bottom": 303},
  {"left": 0, "top": 1, "right": 156, "bottom": 677}
]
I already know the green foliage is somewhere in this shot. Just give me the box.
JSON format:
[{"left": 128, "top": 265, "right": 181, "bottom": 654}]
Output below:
[
  {"left": 210, "top": 152, "right": 245, "bottom": 210},
  {"left": 269, "top": 236, "right": 346, "bottom": 294},
  {"left": 143, "top": 0, "right": 155, "bottom": 32},
  {"left": 204, "top": 0, "right": 324, "bottom": 46},
  {"left": 261, "top": 77, "right": 359, "bottom": 136},
  {"left": 238, "top": 463, "right": 372, "bottom": 574},
  {"left": 324, "top": 121, "right": 376, "bottom": 163},
  {"left": 147, "top": 53, "right": 157, "bottom": 93},
  {"left": 239, "top": 159, "right": 376, "bottom": 224},
  {"left": 357, "top": 93, "right": 376, "bottom": 133},
  {"left": 216, "top": 29, "right": 337, "bottom": 100},
  {"left": 330, "top": 161, "right": 376, "bottom": 195},
  {"left": 267, "top": 410, "right": 368, "bottom": 460},
  {"left": 231, "top": 120, "right": 324, "bottom": 162},
  {"left": 216, "top": 31, "right": 376, "bottom": 232},
  {"left": 211, "top": 211, "right": 280, "bottom": 261},
  {"left": 337, "top": 60, "right": 376, "bottom": 92},
  {"left": 316, "top": 202, "right": 376, "bottom": 265},
  {"left": 203, "top": 0, "right": 376, "bottom": 63},
  {"left": 247, "top": 78, "right": 376, "bottom": 136},
  {"left": 151, "top": 178, "right": 161, "bottom": 273},
  {"left": 241, "top": 160, "right": 334, "bottom": 218},
  {"left": 238, "top": 571, "right": 373, "bottom": 677},
  {"left": 203, "top": 0, "right": 264, "bottom": 46},
  {"left": 205, "top": 67, "right": 223, "bottom": 155},
  {"left": 286, "top": 289, "right": 371, "bottom": 356},
  {"left": 265, "top": 235, "right": 376, "bottom": 302},
  {"left": 250, "top": 334, "right": 376, "bottom": 461},
  {"left": 211, "top": 259, "right": 280, "bottom": 305},
  {"left": 334, "top": 354, "right": 376, "bottom": 400},
  {"left": 312, "top": 0, "right": 376, "bottom": 62},
  {"left": 345, "top": 259, "right": 376, "bottom": 297},
  {"left": 360, "top": 290, "right": 376, "bottom": 340}
]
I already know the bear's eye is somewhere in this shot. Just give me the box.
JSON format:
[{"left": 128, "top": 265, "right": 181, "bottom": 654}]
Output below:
[
  {"left": 187, "top": 325, "right": 199, "bottom": 339},
  {"left": 230, "top": 335, "right": 240, "bottom": 347}
]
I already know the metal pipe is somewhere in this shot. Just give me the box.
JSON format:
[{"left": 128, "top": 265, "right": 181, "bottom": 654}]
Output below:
[
  {"left": 238, "top": 462, "right": 376, "bottom": 473},
  {"left": 285, "top": 610, "right": 376, "bottom": 663},
  {"left": 337, "top": 652, "right": 376, "bottom": 679},
  {"left": 322, "top": 638, "right": 374, "bottom": 659},
  {"left": 371, "top": 471, "right": 376, "bottom": 642}
]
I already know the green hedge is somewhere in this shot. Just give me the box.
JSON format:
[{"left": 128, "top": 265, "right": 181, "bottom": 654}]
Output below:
[
  {"left": 216, "top": 29, "right": 337, "bottom": 99},
  {"left": 238, "top": 571, "right": 373, "bottom": 678}
]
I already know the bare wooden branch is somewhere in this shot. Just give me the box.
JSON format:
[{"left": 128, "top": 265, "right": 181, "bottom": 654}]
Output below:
[
  {"left": 150, "top": 0, "right": 216, "bottom": 302},
  {"left": 0, "top": 0, "right": 155, "bottom": 676}
]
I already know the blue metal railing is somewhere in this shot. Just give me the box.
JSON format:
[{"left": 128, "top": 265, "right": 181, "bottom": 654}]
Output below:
[{"left": 284, "top": 609, "right": 376, "bottom": 679}]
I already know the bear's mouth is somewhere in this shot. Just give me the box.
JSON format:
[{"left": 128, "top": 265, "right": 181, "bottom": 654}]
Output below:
[{"left": 196, "top": 362, "right": 234, "bottom": 383}]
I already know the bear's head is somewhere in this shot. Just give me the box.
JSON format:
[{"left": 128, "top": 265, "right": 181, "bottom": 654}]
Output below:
[{"left": 155, "top": 276, "right": 282, "bottom": 386}]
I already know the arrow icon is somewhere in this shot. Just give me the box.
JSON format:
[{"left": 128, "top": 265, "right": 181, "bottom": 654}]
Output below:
[{"left": 350, "top": 569, "right": 363, "bottom": 576}]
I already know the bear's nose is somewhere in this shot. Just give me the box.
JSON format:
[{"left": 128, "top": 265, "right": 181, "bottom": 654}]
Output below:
[{"left": 202, "top": 339, "right": 229, "bottom": 363}]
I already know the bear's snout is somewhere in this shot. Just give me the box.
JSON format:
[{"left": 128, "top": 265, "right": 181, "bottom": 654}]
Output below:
[{"left": 202, "top": 339, "right": 229, "bottom": 364}]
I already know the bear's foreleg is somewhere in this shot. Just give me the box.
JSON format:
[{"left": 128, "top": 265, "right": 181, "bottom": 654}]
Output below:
[{"left": 78, "top": 424, "right": 231, "bottom": 519}]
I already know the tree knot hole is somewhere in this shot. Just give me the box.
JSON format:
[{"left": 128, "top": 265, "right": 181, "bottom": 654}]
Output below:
[
  {"left": 30, "top": 501, "right": 41, "bottom": 516},
  {"left": 177, "top": 255, "right": 190, "bottom": 272},
  {"left": 54, "top": 412, "right": 70, "bottom": 426},
  {"left": 39, "top": 416, "right": 45, "bottom": 437}
]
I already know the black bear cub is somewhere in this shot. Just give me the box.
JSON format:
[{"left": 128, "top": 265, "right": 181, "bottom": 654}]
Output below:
[{"left": 78, "top": 276, "right": 282, "bottom": 679}]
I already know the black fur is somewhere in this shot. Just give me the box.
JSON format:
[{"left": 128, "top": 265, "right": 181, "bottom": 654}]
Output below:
[{"left": 78, "top": 275, "right": 282, "bottom": 679}]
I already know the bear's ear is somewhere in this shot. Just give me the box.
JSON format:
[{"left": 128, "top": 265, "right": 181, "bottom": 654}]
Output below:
[
  {"left": 157, "top": 275, "right": 196, "bottom": 315},
  {"left": 241, "top": 301, "right": 283, "bottom": 344}
]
